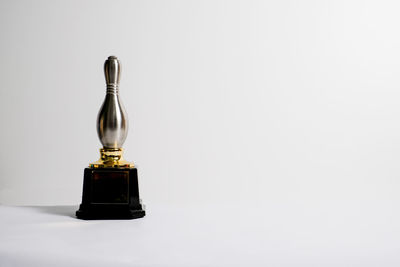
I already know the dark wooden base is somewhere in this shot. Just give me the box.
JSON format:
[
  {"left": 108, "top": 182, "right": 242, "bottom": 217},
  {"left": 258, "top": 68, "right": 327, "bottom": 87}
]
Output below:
[{"left": 76, "top": 167, "right": 145, "bottom": 220}]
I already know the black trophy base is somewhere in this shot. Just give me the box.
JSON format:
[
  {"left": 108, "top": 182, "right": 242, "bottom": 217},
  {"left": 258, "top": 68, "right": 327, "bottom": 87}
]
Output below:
[{"left": 76, "top": 167, "right": 145, "bottom": 220}]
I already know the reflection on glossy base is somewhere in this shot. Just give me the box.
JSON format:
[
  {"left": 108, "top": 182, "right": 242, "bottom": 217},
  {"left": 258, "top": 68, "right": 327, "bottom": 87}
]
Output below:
[{"left": 76, "top": 167, "right": 145, "bottom": 220}]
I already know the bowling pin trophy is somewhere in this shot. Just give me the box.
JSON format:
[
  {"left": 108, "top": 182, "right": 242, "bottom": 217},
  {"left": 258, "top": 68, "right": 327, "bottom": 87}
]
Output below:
[{"left": 76, "top": 56, "right": 145, "bottom": 220}]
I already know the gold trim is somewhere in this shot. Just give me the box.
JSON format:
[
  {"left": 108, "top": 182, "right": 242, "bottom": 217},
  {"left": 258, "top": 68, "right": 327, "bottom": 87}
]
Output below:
[{"left": 90, "top": 148, "right": 134, "bottom": 168}]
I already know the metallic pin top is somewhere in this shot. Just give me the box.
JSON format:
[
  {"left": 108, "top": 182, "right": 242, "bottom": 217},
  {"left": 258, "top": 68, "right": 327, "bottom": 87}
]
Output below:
[
  {"left": 96, "top": 55, "right": 129, "bottom": 150},
  {"left": 104, "top": 56, "right": 121, "bottom": 89}
]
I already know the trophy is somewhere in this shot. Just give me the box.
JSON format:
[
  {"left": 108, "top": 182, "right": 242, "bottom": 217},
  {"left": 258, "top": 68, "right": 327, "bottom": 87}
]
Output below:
[{"left": 76, "top": 56, "right": 145, "bottom": 220}]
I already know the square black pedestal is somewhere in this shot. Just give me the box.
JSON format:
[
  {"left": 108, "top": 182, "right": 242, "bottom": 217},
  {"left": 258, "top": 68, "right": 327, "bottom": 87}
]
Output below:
[{"left": 76, "top": 168, "right": 145, "bottom": 220}]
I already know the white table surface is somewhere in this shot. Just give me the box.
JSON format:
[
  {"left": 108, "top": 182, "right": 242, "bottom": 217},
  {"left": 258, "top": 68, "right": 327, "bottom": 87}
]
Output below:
[{"left": 0, "top": 203, "right": 399, "bottom": 267}]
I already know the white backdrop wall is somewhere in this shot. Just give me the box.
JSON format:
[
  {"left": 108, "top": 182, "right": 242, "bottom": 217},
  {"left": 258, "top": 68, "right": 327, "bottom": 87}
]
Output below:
[{"left": 0, "top": 0, "right": 400, "bottom": 211}]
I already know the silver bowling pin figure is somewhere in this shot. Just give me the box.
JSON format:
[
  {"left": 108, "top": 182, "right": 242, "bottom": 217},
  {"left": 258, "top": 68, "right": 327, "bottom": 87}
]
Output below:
[
  {"left": 90, "top": 56, "right": 133, "bottom": 168},
  {"left": 97, "top": 56, "right": 128, "bottom": 149}
]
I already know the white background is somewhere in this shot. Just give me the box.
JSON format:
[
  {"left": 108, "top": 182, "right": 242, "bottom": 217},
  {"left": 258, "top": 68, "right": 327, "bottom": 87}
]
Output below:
[
  {"left": 2, "top": 1, "right": 400, "bottom": 266},
  {"left": 1, "top": 0, "right": 400, "bottom": 213}
]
